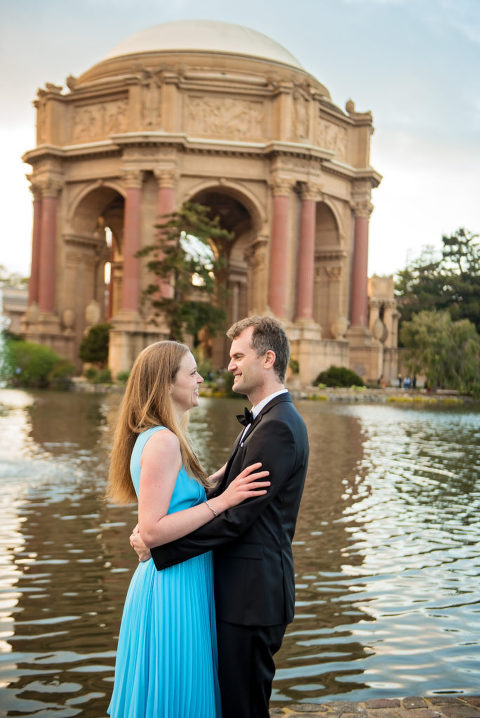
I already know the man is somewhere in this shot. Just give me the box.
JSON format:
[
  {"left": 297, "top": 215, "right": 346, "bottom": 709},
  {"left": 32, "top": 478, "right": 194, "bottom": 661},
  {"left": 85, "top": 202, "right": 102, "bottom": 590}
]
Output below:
[{"left": 132, "top": 315, "right": 309, "bottom": 717}]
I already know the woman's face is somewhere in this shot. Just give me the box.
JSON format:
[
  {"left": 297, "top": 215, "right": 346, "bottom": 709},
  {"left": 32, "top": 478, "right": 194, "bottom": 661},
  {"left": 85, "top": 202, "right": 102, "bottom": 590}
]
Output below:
[{"left": 170, "top": 351, "right": 203, "bottom": 415}]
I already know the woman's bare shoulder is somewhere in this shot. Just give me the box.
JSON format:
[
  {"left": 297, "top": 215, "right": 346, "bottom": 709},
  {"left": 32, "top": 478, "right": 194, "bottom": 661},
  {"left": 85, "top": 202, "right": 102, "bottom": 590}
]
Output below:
[{"left": 141, "top": 427, "right": 180, "bottom": 462}]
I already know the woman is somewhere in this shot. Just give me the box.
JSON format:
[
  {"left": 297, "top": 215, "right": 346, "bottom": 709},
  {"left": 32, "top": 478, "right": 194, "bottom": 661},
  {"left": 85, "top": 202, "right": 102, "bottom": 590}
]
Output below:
[{"left": 106, "top": 341, "right": 269, "bottom": 718}]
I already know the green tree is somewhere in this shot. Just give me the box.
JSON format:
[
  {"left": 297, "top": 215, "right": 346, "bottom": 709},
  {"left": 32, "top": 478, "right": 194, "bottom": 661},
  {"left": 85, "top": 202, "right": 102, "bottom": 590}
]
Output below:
[
  {"left": 137, "top": 201, "right": 234, "bottom": 343},
  {"left": 79, "top": 323, "right": 111, "bottom": 367},
  {"left": 0, "top": 265, "right": 29, "bottom": 287},
  {"left": 400, "top": 310, "right": 480, "bottom": 396},
  {"left": 396, "top": 228, "right": 480, "bottom": 333}
]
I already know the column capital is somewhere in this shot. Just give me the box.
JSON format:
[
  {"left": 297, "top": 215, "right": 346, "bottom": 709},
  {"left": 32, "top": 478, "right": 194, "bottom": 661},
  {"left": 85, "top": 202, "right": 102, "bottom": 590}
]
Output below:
[
  {"left": 352, "top": 199, "right": 374, "bottom": 218},
  {"left": 37, "top": 176, "right": 63, "bottom": 198},
  {"left": 27, "top": 177, "right": 43, "bottom": 201},
  {"left": 270, "top": 176, "right": 294, "bottom": 196},
  {"left": 122, "top": 169, "right": 144, "bottom": 189},
  {"left": 154, "top": 167, "right": 178, "bottom": 188},
  {"left": 300, "top": 182, "right": 323, "bottom": 202}
]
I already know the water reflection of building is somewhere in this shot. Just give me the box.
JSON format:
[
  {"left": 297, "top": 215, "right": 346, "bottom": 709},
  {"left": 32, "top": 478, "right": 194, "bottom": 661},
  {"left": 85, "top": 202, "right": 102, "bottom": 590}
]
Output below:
[
  {"left": 21, "top": 19, "right": 397, "bottom": 384},
  {"left": 2, "top": 391, "right": 130, "bottom": 715}
]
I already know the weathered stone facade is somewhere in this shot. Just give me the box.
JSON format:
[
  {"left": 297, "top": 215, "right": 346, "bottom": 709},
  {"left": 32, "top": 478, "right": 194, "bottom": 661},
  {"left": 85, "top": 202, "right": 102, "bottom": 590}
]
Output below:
[{"left": 22, "top": 20, "right": 397, "bottom": 383}]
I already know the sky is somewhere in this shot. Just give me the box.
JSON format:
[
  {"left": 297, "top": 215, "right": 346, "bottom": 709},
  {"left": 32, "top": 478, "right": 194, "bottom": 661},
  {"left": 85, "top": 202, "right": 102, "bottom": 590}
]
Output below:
[{"left": 0, "top": 0, "right": 478, "bottom": 279}]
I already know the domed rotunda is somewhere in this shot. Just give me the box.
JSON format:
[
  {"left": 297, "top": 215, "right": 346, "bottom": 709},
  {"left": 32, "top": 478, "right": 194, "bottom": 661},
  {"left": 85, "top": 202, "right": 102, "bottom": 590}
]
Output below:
[{"left": 23, "top": 20, "right": 397, "bottom": 383}]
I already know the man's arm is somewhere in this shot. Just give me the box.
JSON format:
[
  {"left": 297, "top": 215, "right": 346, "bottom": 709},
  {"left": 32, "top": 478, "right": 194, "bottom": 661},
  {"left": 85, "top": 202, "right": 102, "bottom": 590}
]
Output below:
[{"left": 150, "top": 419, "right": 298, "bottom": 570}]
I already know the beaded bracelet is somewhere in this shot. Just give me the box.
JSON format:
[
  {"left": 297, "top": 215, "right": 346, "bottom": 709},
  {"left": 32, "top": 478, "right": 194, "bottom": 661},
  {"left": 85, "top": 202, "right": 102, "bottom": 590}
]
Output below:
[{"left": 205, "top": 500, "right": 218, "bottom": 517}]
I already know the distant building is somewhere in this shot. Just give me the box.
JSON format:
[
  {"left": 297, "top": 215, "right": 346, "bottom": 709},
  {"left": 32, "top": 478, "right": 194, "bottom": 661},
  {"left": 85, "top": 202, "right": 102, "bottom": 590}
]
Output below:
[
  {"left": 1, "top": 284, "right": 28, "bottom": 335},
  {"left": 22, "top": 19, "right": 397, "bottom": 383}
]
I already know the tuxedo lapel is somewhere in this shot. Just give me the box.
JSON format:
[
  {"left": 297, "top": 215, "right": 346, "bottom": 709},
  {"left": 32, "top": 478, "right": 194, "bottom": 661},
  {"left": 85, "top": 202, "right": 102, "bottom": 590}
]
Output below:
[
  {"left": 215, "top": 393, "right": 292, "bottom": 496},
  {"left": 240, "top": 392, "right": 292, "bottom": 445}
]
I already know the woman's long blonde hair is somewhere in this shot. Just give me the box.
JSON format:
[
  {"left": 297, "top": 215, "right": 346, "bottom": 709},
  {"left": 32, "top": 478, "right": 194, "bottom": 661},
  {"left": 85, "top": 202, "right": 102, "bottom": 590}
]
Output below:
[{"left": 106, "top": 340, "right": 207, "bottom": 504}]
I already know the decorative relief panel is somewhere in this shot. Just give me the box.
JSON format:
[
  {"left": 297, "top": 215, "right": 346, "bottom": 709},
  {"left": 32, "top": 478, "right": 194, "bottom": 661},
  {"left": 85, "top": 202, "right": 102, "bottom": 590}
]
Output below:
[
  {"left": 72, "top": 100, "right": 128, "bottom": 142},
  {"left": 317, "top": 119, "right": 347, "bottom": 160},
  {"left": 187, "top": 96, "right": 264, "bottom": 140},
  {"left": 293, "top": 95, "right": 310, "bottom": 141},
  {"left": 140, "top": 74, "right": 162, "bottom": 129}
]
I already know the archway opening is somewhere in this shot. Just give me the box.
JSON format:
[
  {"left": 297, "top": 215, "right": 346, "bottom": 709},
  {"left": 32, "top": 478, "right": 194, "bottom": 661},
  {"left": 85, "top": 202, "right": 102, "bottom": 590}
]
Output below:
[
  {"left": 68, "top": 188, "right": 124, "bottom": 346},
  {"left": 190, "top": 189, "right": 255, "bottom": 367},
  {"left": 313, "top": 202, "right": 343, "bottom": 337}
]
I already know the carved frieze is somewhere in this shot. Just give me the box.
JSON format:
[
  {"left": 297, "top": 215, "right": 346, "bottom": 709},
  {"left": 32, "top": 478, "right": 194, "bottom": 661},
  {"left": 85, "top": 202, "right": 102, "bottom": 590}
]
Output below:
[
  {"left": 72, "top": 99, "right": 128, "bottom": 142},
  {"left": 317, "top": 119, "right": 347, "bottom": 160},
  {"left": 186, "top": 96, "right": 264, "bottom": 140},
  {"left": 324, "top": 266, "right": 342, "bottom": 280},
  {"left": 293, "top": 93, "right": 310, "bottom": 141},
  {"left": 140, "top": 72, "right": 162, "bottom": 129}
]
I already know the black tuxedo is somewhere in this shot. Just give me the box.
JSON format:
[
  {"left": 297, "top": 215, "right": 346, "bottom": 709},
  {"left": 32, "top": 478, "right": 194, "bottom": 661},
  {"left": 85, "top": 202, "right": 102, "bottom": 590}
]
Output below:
[{"left": 151, "top": 392, "right": 309, "bottom": 717}]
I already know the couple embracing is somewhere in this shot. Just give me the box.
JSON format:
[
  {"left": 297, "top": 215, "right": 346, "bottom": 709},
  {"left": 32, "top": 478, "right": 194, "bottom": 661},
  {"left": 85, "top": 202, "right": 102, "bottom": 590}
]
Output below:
[{"left": 107, "top": 316, "right": 309, "bottom": 718}]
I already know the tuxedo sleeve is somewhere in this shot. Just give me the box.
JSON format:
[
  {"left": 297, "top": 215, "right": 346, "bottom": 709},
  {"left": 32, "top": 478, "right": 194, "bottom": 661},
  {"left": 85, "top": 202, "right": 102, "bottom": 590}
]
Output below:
[{"left": 150, "top": 418, "right": 298, "bottom": 570}]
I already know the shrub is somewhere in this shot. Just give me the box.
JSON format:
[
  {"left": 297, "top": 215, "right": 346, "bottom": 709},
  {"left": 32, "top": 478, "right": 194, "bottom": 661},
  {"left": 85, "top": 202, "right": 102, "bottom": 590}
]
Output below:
[
  {"left": 289, "top": 358, "right": 300, "bottom": 375},
  {"left": 116, "top": 370, "right": 130, "bottom": 384},
  {"left": 95, "top": 368, "right": 112, "bottom": 384},
  {"left": 84, "top": 366, "right": 98, "bottom": 381},
  {"left": 47, "top": 358, "right": 75, "bottom": 390},
  {"left": 79, "top": 323, "right": 111, "bottom": 366},
  {"left": 314, "top": 365, "right": 364, "bottom": 388},
  {"left": 1, "top": 339, "right": 74, "bottom": 389}
]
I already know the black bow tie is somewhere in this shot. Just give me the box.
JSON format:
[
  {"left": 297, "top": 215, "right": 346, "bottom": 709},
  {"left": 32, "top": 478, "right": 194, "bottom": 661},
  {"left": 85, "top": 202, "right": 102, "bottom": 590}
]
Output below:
[{"left": 236, "top": 407, "right": 254, "bottom": 427}]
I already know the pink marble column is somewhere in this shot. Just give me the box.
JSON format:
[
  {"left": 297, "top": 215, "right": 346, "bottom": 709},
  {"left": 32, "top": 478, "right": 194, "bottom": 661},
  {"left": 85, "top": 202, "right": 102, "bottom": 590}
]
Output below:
[
  {"left": 38, "top": 182, "right": 60, "bottom": 313},
  {"left": 295, "top": 192, "right": 316, "bottom": 321},
  {"left": 156, "top": 171, "right": 175, "bottom": 220},
  {"left": 268, "top": 182, "right": 291, "bottom": 317},
  {"left": 155, "top": 169, "right": 176, "bottom": 299},
  {"left": 28, "top": 185, "right": 42, "bottom": 305},
  {"left": 350, "top": 210, "right": 370, "bottom": 327},
  {"left": 121, "top": 171, "right": 143, "bottom": 312}
]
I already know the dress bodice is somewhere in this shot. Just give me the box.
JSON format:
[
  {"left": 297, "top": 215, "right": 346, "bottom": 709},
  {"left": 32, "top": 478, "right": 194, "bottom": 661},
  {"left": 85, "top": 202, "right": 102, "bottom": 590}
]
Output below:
[{"left": 130, "top": 426, "right": 206, "bottom": 512}]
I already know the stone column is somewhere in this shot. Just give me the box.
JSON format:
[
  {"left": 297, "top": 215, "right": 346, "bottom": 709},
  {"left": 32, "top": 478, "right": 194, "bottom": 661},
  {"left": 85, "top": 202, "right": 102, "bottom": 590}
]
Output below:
[
  {"left": 295, "top": 185, "right": 317, "bottom": 322},
  {"left": 268, "top": 179, "right": 292, "bottom": 318},
  {"left": 28, "top": 183, "right": 42, "bottom": 306},
  {"left": 121, "top": 170, "right": 143, "bottom": 312},
  {"left": 350, "top": 200, "right": 372, "bottom": 328},
  {"left": 156, "top": 169, "right": 176, "bottom": 221},
  {"left": 38, "top": 179, "right": 61, "bottom": 313},
  {"left": 155, "top": 169, "right": 177, "bottom": 299}
]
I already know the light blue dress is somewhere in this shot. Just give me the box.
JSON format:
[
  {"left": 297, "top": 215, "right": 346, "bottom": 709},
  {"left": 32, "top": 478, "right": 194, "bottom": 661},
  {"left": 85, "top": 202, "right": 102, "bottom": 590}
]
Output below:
[{"left": 108, "top": 426, "right": 221, "bottom": 718}]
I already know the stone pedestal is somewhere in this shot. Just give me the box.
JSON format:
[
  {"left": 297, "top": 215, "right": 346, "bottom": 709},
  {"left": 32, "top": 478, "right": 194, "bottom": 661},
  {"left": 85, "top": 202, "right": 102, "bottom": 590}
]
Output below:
[
  {"left": 346, "top": 325, "right": 383, "bottom": 383},
  {"left": 108, "top": 310, "right": 168, "bottom": 377}
]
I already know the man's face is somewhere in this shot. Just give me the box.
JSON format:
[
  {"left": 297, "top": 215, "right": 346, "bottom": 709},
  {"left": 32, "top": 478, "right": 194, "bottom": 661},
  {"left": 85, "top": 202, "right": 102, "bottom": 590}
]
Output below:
[{"left": 227, "top": 327, "right": 266, "bottom": 399}]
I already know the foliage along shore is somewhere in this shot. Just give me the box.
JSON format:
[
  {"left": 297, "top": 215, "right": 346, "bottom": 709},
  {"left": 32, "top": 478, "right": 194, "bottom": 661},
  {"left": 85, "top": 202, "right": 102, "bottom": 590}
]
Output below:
[{"left": 67, "top": 377, "right": 476, "bottom": 408}]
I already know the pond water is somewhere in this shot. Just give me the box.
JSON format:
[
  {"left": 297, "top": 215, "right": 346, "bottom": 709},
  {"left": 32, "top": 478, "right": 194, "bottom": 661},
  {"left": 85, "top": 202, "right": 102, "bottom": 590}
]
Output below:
[{"left": 0, "top": 389, "right": 479, "bottom": 716}]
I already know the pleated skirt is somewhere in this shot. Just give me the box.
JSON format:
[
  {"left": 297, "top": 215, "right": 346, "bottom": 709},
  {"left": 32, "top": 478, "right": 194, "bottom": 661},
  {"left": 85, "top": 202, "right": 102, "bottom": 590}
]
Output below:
[{"left": 108, "top": 552, "right": 221, "bottom": 718}]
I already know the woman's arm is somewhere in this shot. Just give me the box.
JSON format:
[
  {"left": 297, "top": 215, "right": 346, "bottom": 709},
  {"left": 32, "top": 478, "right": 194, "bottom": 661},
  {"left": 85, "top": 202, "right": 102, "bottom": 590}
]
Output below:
[
  {"left": 207, "top": 462, "right": 227, "bottom": 486},
  {"left": 137, "top": 431, "right": 269, "bottom": 548}
]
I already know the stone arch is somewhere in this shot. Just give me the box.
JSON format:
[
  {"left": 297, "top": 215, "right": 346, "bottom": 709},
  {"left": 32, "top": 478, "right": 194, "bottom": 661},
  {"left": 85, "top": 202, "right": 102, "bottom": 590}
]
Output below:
[
  {"left": 68, "top": 182, "right": 125, "bottom": 247},
  {"left": 183, "top": 179, "right": 266, "bottom": 234},
  {"left": 185, "top": 183, "right": 265, "bottom": 366},
  {"left": 313, "top": 201, "right": 347, "bottom": 338},
  {"left": 63, "top": 184, "right": 126, "bottom": 352}
]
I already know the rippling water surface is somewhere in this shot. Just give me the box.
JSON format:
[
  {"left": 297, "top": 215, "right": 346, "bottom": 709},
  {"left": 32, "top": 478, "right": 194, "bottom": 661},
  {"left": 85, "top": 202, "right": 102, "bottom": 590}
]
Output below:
[{"left": 0, "top": 389, "right": 479, "bottom": 715}]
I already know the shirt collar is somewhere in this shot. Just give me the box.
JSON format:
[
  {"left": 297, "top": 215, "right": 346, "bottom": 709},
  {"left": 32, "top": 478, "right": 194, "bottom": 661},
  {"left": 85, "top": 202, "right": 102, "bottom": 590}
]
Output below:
[{"left": 251, "top": 389, "right": 288, "bottom": 419}]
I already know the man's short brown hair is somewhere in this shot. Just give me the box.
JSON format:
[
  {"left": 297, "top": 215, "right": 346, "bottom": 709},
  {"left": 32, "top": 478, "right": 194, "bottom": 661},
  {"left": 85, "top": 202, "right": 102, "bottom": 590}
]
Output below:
[{"left": 227, "top": 315, "right": 290, "bottom": 382}]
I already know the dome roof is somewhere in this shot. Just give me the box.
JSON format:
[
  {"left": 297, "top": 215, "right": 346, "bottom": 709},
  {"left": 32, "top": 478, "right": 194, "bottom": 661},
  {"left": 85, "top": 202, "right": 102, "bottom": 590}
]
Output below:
[{"left": 102, "top": 20, "right": 303, "bottom": 69}]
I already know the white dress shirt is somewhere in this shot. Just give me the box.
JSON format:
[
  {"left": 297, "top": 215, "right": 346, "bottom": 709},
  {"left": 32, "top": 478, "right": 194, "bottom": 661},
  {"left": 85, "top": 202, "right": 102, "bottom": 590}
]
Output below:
[{"left": 240, "top": 389, "right": 288, "bottom": 444}]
